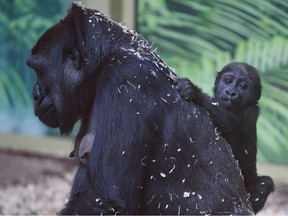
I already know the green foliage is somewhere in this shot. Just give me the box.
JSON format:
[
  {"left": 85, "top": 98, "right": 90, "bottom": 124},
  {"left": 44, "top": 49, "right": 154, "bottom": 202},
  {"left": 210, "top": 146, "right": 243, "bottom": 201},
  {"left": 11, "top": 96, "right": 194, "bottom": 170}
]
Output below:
[
  {"left": 0, "top": 60, "right": 32, "bottom": 110},
  {"left": 0, "top": 0, "right": 66, "bottom": 111},
  {"left": 137, "top": 0, "right": 288, "bottom": 164},
  {"left": 0, "top": 0, "right": 72, "bottom": 134}
]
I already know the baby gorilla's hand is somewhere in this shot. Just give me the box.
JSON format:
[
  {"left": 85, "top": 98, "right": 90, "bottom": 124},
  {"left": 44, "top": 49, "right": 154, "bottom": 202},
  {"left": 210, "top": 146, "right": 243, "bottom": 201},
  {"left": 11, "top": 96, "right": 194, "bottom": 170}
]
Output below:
[{"left": 175, "top": 78, "right": 200, "bottom": 103}]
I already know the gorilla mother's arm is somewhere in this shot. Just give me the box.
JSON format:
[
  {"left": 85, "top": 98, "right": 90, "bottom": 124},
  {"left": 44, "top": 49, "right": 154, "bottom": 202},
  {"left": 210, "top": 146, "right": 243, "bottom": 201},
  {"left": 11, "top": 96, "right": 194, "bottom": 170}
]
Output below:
[{"left": 77, "top": 55, "right": 156, "bottom": 214}]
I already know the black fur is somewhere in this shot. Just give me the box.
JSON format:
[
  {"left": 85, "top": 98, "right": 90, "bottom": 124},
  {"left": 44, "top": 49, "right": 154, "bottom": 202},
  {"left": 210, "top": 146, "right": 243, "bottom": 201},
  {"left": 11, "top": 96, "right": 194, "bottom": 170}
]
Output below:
[
  {"left": 27, "top": 4, "right": 253, "bottom": 215},
  {"left": 176, "top": 62, "right": 274, "bottom": 213}
]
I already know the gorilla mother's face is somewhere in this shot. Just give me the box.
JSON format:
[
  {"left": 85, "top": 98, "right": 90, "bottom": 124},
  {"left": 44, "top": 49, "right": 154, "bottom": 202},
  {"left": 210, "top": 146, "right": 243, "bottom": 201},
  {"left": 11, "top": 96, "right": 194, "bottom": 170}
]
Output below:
[{"left": 26, "top": 19, "right": 93, "bottom": 134}]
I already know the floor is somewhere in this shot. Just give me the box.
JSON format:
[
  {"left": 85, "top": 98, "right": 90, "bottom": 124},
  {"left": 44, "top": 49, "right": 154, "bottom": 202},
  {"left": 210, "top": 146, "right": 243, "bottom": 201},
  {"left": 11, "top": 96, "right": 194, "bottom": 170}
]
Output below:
[{"left": 0, "top": 133, "right": 287, "bottom": 214}]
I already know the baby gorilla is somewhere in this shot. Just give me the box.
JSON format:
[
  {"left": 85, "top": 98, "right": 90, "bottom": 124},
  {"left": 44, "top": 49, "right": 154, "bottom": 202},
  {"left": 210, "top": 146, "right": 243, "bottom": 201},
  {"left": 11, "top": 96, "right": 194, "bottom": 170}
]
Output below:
[{"left": 176, "top": 62, "right": 274, "bottom": 213}]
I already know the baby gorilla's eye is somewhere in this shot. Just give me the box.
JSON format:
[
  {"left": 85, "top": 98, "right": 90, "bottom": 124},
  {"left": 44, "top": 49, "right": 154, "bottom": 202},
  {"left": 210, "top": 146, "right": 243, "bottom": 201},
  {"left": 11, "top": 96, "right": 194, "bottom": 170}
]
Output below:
[
  {"left": 224, "top": 78, "right": 232, "bottom": 84},
  {"left": 239, "top": 83, "right": 248, "bottom": 90}
]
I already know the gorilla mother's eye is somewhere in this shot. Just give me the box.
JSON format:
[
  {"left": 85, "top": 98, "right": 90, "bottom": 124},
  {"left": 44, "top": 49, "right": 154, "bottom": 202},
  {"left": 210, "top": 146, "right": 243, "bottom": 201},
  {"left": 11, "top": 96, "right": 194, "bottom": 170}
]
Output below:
[
  {"left": 66, "top": 48, "right": 79, "bottom": 66},
  {"left": 33, "top": 68, "right": 43, "bottom": 78},
  {"left": 35, "top": 69, "right": 41, "bottom": 76}
]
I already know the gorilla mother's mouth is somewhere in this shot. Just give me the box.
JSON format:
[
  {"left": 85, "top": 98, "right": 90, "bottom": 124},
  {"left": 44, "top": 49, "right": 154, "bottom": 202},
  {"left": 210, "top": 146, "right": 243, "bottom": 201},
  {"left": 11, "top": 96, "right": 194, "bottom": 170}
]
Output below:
[
  {"left": 37, "top": 106, "right": 59, "bottom": 128},
  {"left": 38, "top": 106, "right": 54, "bottom": 119}
]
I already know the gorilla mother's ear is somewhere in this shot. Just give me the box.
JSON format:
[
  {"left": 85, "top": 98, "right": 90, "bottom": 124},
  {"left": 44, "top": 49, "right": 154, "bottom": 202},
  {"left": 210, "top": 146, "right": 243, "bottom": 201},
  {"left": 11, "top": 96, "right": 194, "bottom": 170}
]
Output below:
[{"left": 66, "top": 48, "right": 80, "bottom": 67}]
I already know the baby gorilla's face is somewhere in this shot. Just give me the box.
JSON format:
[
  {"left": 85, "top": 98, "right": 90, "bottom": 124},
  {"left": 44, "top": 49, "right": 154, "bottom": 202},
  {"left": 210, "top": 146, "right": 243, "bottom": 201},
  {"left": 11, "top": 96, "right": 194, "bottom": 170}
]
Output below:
[{"left": 214, "top": 63, "right": 261, "bottom": 110}]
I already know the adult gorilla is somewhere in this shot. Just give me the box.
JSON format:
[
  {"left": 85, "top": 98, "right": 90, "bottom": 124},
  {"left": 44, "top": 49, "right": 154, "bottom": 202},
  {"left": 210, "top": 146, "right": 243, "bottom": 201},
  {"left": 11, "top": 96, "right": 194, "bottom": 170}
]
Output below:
[{"left": 27, "top": 3, "right": 253, "bottom": 215}]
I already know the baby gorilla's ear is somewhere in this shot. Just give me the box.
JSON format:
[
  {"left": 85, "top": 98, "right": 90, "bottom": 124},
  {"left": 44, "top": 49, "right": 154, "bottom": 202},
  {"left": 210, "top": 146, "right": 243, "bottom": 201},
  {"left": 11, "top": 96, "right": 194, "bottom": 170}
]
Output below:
[{"left": 255, "top": 89, "right": 261, "bottom": 101}]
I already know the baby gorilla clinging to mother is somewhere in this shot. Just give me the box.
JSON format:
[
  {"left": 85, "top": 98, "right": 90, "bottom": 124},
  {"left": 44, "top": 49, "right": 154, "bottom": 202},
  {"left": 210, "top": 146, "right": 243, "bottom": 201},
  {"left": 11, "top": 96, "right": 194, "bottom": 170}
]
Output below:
[{"left": 176, "top": 62, "right": 274, "bottom": 213}]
